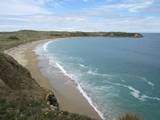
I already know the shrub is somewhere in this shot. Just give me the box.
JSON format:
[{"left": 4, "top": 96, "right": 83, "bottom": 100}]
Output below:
[{"left": 8, "top": 36, "right": 20, "bottom": 40}]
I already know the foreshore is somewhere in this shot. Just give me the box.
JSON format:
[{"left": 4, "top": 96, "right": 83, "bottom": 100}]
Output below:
[{"left": 5, "top": 38, "right": 102, "bottom": 120}]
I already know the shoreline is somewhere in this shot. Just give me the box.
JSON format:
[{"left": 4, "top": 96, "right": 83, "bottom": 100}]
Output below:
[{"left": 5, "top": 38, "right": 102, "bottom": 120}]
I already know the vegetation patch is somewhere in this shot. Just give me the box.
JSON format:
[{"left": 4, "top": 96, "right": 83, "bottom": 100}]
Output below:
[{"left": 8, "top": 36, "right": 20, "bottom": 40}]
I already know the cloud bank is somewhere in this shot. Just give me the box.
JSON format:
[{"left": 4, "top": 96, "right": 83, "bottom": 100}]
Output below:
[{"left": 0, "top": 0, "right": 160, "bottom": 32}]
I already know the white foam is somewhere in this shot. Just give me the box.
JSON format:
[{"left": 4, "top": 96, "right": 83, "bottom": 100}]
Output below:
[
  {"left": 36, "top": 40, "right": 105, "bottom": 119},
  {"left": 34, "top": 43, "right": 46, "bottom": 55},
  {"left": 49, "top": 62, "right": 104, "bottom": 119},
  {"left": 87, "top": 70, "right": 113, "bottom": 78},
  {"left": 55, "top": 63, "right": 105, "bottom": 119},
  {"left": 106, "top": 81, "right": 160, "bottom": 102},
  {"left": 47, "top": 59, "right": 105, "bottom": 119},
  {"left": 140, "top": 77, "right": 155, "bottom": 87},
  {"left": 122, "top": 74, "right": 155, "bottom": 87},
  {"left": 56, "top": 63, "right": 68, "bottom": 76},
  {"left": 141, "top": 95, "right": 160, "bottom": 101},
  {"left": 43, "top": 38, "right": 68, "bottom": 53},
  {"left": 109, "top": 82, "right": 145, "bottom": 101},
  {"left": 128, "top": 86, "right": 146, "bottom": 101},
  {"left": 116, "top": 83, "right": 146, "bottom": 101},
  {"left": 147, "top": 81, "right": 155, "bottom": 86},
  {"left": 79, "top": 64, "right": 88, "bottom": 68},
  {"left": 121, "top": 79, "right": 126, "bottom": 82},
  {"left": 77, "top": 84, "right": 105, "bottom": 120},
  {"left": 55, "top": 62, "right": 75, "bottom": 79},
  {"left": 43, "top": 41, "right": 53, "bottom": 52}
]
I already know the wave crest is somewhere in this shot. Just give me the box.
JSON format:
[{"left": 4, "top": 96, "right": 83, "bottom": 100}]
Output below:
[
  {"left": 106, "top": 81, "right": 160, "bottom": 102},
  {"left": 87, "top": 70, "right": 113, "bottom": 78}
]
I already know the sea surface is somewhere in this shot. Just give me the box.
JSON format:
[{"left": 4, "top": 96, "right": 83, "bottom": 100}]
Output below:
[{"left": 35, "top": 34, "right": 160, "bottom": 120}]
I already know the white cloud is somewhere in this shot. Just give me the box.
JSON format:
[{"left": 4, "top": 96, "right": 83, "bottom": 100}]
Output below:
[
  {"left": 1, "top": 13, "right": 160, "bottom": 32},
  {"left": 0, "top": 0, "right": 159, "bottom": 32},
  {"left": 0, "top": 0, "right": 51, "bottom": 15},
  {"left": 128, "top": 0, "right": 154, "bottom": 12},
  {"left": 90, "top": 0, "right": 154, "bottom": 15}
]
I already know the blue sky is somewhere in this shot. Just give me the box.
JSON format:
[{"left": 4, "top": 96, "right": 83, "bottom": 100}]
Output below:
[{"left": 0, "top": 0, "right": 160, "bottom": 32}]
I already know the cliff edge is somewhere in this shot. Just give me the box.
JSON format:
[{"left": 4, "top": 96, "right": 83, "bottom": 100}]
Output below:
[{"left": 0, "top": 52, "right": 93, "bottom": 120}]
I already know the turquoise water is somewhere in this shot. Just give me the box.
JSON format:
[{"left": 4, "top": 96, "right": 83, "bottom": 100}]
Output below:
[{"left": 40, "top": 34, "right": 160, "bottom": 120}]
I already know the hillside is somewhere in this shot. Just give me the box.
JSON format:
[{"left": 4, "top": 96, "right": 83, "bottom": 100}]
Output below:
[
  {"left": 0, "top": 52, "right": 93, "bottom": 120},
  {"left": 0, "top": 30, "right": 143, "bottom": 51}
]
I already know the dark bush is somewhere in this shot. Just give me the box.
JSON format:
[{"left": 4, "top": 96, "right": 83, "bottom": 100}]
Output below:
[{"left": 8, "top": 36, "right": 20, "bottom": 40}]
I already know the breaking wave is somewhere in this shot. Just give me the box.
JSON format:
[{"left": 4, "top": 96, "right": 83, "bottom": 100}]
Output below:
[
  {"left": 42, "top": 40, "right": 105, "bottom": 120},
  {"left": 106, "top": 81, "right": 160, "bottom": 102}
]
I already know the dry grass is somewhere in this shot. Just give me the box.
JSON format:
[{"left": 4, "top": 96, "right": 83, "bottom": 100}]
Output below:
[{"left": 119, "top": 114, "right": 141, "bottom": 120}]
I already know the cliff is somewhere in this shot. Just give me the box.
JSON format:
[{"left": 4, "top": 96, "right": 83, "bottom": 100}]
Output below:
[{"left": 0, "top": 52, "right": 93, "bottom": 120}]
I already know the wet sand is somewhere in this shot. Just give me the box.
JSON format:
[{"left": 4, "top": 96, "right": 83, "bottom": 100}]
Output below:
[{"left": 5, "top": 39, "right": 102, "bottom": 120}]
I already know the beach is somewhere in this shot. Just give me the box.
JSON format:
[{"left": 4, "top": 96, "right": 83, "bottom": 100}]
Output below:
[{"left": 5, "top": 39, "right": 102, "bottom": 120}]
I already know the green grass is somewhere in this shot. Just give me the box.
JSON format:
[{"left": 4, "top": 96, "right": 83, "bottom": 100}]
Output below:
[
  {"left": 0, "top": 30, "right": 142, "bottom": 51},
  {"left": 0, "top": 30, "right": 54, "bottom": 51},
  {"left": 0, "top": 99, "right": 93, "bottom": 120}
]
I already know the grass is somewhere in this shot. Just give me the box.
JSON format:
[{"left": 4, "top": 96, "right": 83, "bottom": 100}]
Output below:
[
  {"left": 0, "top": 99, "right": 93, "bottom": 120},
  {"left": 119, "top": 114, "right": 142, "bottom": 120},
  {"left": 0, "top": 30, "right": 142, "bottom": 51},
  {"left": 0, "top": 30, "right": 54, "bottom": 51}
]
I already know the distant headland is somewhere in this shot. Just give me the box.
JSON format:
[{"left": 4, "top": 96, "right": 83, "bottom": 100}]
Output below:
[
  {"left": 1, "top": 30, "right": 143, "bottom": 38},
  {"left": 0, "top": 30, "right": 143, "bottom": 51}
]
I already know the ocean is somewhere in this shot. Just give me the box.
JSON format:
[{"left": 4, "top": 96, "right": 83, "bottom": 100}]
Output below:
[{"left": 35, "top": 34, "right": 160, "bottom": 120}]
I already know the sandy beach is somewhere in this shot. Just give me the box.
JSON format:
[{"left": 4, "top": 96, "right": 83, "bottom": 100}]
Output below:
[{"left": 5, "top": 39, "right": 102, "bottom": 120}]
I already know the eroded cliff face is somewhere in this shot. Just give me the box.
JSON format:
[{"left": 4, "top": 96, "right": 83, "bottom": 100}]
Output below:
[
  {"left": 0, "top": 52, "right": 46, "bottom": 101},
  {"left": 0, "top": 52, "right": 93, "bottom": 120},
  {"left": 0, "top": 52, "right": 59, "bottom": 113},
  {"left": 0, "top": 53, "right": 36, "bottom": 89}
]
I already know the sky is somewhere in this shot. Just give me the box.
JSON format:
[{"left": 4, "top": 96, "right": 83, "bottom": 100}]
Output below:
[{"left": 0, "top": 0, "right": 160, "bottom": 32}]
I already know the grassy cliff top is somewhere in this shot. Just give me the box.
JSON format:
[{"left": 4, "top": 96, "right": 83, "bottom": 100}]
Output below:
[{"left": 0, "top": 30, "right": 143, "bottom": 51}]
